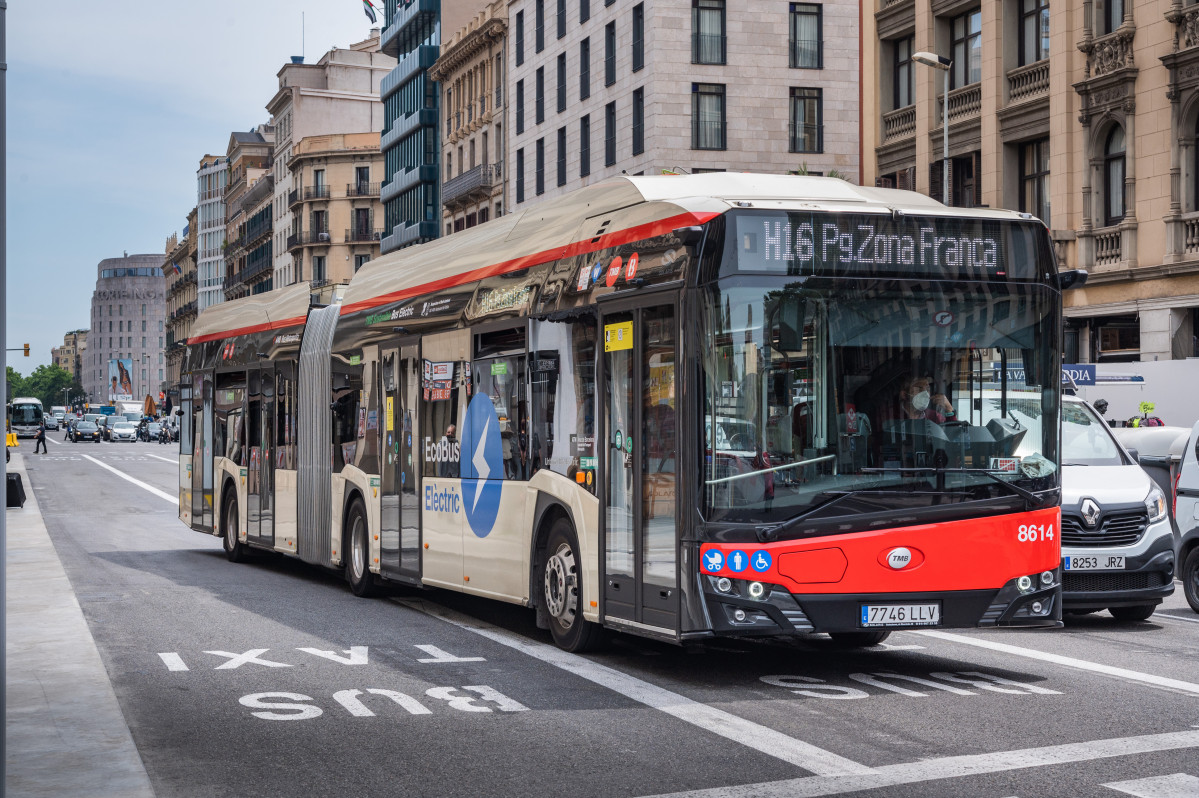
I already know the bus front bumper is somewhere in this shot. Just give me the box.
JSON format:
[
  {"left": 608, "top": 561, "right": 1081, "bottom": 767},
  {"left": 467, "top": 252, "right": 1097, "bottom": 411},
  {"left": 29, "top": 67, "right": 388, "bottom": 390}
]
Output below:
[{"left": 701, "top": 573, "right": 1062, "bottom": 637}]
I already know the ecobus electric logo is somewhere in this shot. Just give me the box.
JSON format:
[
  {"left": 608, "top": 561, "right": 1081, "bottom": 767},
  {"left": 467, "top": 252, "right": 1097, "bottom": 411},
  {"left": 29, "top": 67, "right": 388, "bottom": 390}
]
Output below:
[{"left": 459, "top": 393, "right": 504, "bottom": 538}]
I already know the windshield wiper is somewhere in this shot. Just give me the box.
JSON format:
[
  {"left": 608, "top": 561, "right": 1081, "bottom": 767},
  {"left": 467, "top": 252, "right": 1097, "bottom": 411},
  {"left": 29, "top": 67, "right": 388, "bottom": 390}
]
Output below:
[
  {"left": 860, "top": 467, "right": 1049, "bottom": 508},
  {"left": 759, "top": 490, "right": 859, "bottom": 543}
]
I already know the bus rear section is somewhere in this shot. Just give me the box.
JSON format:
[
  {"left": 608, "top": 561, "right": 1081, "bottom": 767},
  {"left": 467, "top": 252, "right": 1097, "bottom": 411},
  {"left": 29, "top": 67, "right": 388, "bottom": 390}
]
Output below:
[{"left": 689, "top": 208, "right": 1065, "bottom": 640}]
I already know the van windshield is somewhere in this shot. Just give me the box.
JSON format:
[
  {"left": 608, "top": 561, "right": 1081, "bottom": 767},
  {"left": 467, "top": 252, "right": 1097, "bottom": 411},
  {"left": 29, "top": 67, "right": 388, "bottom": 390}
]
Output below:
[{"left": 1058, "top": 401, "right": 1125, "bottom": 466}]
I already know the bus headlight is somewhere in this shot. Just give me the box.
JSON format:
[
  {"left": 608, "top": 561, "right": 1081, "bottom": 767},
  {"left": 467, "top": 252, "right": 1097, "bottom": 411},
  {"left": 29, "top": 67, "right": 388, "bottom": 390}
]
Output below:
[
  {"left": 1017, "top": 575, "right": 1034, "bottom": 593},
  {"left": 1145, "top": 486, "right": 1167, "bottom": 523},
  {"left": 747, "top": 581, "right": 767, "bottom": 600},
  {"left": 716, "top": 577, "right": 733, "bottom": 594},
  {"left": 1040, "top": 570, "right": 1054, "bottom": 586}
]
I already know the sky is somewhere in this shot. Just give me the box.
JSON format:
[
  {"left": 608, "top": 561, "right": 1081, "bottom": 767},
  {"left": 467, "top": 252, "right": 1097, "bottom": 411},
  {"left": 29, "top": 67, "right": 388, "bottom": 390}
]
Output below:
[{"left": 4, "top": 0, "right": 383, "bottom": 374}]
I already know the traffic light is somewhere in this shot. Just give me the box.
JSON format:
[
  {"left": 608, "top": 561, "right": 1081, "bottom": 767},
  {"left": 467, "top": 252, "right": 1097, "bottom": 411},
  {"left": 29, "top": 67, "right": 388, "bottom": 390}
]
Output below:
[{"left": 22, "top": 343, "right": 29, "bottom": 357}]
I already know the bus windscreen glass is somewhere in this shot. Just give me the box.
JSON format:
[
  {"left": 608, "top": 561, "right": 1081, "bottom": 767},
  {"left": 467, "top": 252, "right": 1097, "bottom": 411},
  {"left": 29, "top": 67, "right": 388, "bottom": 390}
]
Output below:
[{"left": 728, "top": 210, "right": 1049, "bottom": 281}]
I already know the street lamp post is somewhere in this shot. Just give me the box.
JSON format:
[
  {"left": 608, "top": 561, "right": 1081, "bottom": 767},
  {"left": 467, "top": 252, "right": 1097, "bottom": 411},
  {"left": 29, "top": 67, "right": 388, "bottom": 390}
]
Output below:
[{"left": 912, "top": 51, "right": 952, "bottom": 205}]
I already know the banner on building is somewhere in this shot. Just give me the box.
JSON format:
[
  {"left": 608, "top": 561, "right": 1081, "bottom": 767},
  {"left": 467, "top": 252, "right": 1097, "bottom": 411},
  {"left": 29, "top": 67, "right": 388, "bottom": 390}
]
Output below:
[{"left": 109, "top": 358, "right": 134, "bottom": 402}]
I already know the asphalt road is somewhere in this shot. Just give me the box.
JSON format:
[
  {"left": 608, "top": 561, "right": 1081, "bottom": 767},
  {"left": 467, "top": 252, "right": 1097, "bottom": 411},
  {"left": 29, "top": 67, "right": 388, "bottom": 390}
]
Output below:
[{"left": 21, "top": 437, "right": 1199, "bottom": 798}]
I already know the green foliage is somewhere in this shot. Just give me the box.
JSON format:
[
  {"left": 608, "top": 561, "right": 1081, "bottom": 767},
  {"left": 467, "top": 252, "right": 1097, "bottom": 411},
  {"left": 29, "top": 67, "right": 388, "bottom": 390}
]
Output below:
[
  {"left": 6, "top": 364, "right": 79, "bottom": 409},
  {"left": 6, "top": 366, "right": 26, "bottom": 402},
  {"left": 794, "top": 162, "right": 852, "bottom": 183}
]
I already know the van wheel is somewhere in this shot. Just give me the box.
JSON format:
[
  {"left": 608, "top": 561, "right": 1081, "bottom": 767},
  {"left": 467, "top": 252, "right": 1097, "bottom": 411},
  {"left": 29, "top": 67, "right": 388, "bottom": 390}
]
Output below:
[
  {"left": 345, "top": 499, "right": 379, "bottom": 598},
  {"left": 1109, "top": 604, "right": 1156, "bottom": 622},
  {"left": 541, "top": 518, "right": 600, "bottom": 652},
  {"left": 828, "top": 630, "right": 891, "bottom": 647},
  {"left": 1183, "top": 548, "right": 1199, "bottom": 614},
  {"left": 221, "top": 491, "right": 246, "bottom": 563}
]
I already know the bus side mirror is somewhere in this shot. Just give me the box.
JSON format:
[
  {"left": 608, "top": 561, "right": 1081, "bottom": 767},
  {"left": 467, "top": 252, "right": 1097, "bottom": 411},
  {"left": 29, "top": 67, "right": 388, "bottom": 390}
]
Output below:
[
  {"left": 673, "top": 226, "right": 704, "bottom": 248},
  {"left": 1056, "top": 269, "right": 1088, "bottom": 291}
]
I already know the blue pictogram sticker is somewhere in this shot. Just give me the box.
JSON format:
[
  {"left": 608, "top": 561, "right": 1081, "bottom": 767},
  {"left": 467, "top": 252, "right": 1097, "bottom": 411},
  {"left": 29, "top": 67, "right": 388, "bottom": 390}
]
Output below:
[
  {"left": 727, "top": 550, "right": 748, "bottom": 573},
  {"left": 703, "top": 549, "right": 724, "bottom": 573},
  {"left": 459, "top": 393, "right": 504, "bottom": 538},
  {"left": 751, "top": 551, "right": 772, "bottom": 573}
]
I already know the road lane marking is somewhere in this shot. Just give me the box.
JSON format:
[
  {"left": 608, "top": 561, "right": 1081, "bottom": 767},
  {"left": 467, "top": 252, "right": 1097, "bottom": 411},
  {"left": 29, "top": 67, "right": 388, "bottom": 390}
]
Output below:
[
  {"left": 644, "top": 730, "right": 1199, "bottom": 798},
  {"left": 142, "top": 452, "right": 177, "bottom": 464},
  {"left": 913, "top": 630, "right": 1199, "bottom": 696},
  {"left": 1156, "top": 611, "right": 1199, "bottom": 626},
  {"left": 81, "top": 454, "right": 176, "bottom": 505},
  {"left": 157, "top": 653, "right": 188, "bottom": 672},
  {"left": 1103, "top": 774, "right": 1199, "bottom": 797},
  {"left": 397, "top": 598, "right": 873, "bottom": 777}
]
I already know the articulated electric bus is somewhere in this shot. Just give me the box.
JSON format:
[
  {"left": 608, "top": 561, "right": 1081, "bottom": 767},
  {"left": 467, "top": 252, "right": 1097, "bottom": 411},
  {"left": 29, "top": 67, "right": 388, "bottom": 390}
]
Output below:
[{"left": 179, "top": 174, "right": 1070, "bottom": 651}]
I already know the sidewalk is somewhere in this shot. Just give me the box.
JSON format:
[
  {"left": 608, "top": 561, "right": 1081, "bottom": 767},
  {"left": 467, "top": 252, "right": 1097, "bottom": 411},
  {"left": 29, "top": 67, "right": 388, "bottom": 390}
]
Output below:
[{"left": 5, "top": 450, "right": 155, "bottom": 797}]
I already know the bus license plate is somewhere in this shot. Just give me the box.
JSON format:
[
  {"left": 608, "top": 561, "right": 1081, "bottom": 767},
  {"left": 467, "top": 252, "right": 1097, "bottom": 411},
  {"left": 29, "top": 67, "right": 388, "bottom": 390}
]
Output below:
[
  {"left": 860, "top": 603, "right": 941, "bottom": 627},
  {"left": 1064, "top": 555, "right": 1125, "bottom": 571}
]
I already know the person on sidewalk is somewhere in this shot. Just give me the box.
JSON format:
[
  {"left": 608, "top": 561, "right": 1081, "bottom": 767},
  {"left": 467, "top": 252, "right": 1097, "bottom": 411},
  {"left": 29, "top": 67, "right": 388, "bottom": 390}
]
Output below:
[{"left": 34, "top": 419, "right": 48, "bottom": 454}]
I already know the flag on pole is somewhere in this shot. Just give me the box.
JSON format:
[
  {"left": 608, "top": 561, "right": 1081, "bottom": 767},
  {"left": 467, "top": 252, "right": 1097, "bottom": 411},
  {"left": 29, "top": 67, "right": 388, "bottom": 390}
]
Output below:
[{"left": 362, "top": 0, "right": 377, "bottom": 23}]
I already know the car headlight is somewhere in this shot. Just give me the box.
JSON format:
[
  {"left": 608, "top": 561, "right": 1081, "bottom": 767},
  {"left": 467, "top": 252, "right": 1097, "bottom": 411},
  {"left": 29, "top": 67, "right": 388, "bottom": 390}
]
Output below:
[{"left": 1145, "top": 486, "right": 1167, "bottom": 523}]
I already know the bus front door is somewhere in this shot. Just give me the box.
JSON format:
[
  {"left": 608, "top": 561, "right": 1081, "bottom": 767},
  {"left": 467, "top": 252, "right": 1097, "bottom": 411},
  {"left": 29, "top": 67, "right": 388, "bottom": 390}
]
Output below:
[
  {"left": 380, "top": 342, "right": 421, "bottom": 581},
  {"left": 247, "top": 367, "right": 275, "bottom": 548},
  {"left": 600, "top": 301, "right": 679, "bottom": 635}
]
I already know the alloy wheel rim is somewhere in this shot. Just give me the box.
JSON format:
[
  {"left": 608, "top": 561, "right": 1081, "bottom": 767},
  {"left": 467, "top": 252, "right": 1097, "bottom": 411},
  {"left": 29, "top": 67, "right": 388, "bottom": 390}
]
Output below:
[{"left": 352, "top": 515, "right": 366, "bottom": 579}]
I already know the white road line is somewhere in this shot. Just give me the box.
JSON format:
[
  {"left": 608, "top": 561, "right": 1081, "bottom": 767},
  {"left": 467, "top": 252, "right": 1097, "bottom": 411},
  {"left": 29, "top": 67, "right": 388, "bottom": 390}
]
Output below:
[
  {"left": 644, "top": 731, "right": 1199, "bottom": 798},
  {"left": 142, "top": 452, "right": 177, "bottom": 464},
  {"left": 1156, "top": 612, "right": 1199, "bottom": 626},
  {"left": 1103, "top": 773, "right": 1199, "bottom": 798},
  {"left": 47, "top": 436, "right": 61, "bottom": 445},
  {"left": 396, "top": 598, "right": 872, "bottom": 777},
  {"left": 913, "top": 630, "right": 1199, "bottom": 696},
  {"left": 81, "top": 454, "right": 176, "bottom": 506},
  {"left": 157, "top": 653, "right": 189, "bottom": 672}
]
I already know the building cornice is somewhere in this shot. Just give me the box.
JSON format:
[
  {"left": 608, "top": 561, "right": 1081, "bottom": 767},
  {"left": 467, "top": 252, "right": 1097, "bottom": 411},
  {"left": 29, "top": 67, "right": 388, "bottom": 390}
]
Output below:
[{"left": 430, "top": 17, "right": 505, "bottom": 82}]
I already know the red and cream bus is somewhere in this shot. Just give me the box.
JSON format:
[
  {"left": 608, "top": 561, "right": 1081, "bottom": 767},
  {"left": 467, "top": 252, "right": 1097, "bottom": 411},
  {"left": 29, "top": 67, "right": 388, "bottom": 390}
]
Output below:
[{"left": 179, "top": 173, "right": 1071, "bottom": 651}]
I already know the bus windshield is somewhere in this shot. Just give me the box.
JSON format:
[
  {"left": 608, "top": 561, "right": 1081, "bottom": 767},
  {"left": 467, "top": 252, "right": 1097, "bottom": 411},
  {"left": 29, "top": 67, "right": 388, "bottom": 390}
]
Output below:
[
  {"left": 10, "top": 402, "right": 42, "bottom": 426},
  {"left": 700, "top": 221, "right": 1059, "bottom": 532}
]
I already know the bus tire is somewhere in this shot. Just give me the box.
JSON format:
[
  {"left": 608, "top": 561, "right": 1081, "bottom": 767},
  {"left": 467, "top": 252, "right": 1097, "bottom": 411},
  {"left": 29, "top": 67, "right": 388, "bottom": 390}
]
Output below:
[
  {"left": 1109, "top": 604, "right": 1156, "bottom": 622},
  {"left": 221, "top": 488, "right": 247, "bottom": 563},
  {"left": 344, "top": 498, "right": 379, "bottom": 598},
  {"left": 828, "top": 630, "right": 891, "bottom": 647},
  {"left": 1182, "top": 546, "right": 1199, "bottom": 614},
  {"left": 542, "top": 518, "right": 600, "bottom": 652}
]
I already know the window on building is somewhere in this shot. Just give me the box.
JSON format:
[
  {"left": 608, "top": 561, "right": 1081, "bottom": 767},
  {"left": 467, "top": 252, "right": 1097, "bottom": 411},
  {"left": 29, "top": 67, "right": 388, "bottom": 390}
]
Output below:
[
  {"left": 580, "top": 114, "right": 591, "bottom": 176},
  {"left": 536, "top": 67, "right": 545, "bottom": 124},
  {"left": 313, "top": 255, "right": 326, "bottom": 282},
  {"left": 605, "top": 22, "right": 616, "bottom": 86},
  {"left": 1020, "top": 138, "right": 1051, "bottom": 224},
  {"left": 447, "top": 152, "right": 453, "bottom": 181},
  {"left": 893, "top": 36, "right": 914, "bottom": 109},
  {"left": 558, "top": 0, "right": 567, "bottom": 38},
  {"left": 516, "top": 10, "right": 525, "bottom": 65},
  {"left": 789, "top": 88, "right": 822, "bottom": 153},
  {"left": 516, "top": 79, "right": 525, "bottom": 134},
  {"left": 951, "top": 9, "right": 982, "bottom": 89},
  {"left": 558, "top": 53, "right": 567, "bottom": 112},
  {"left": 479, "top": 207, "right": 490, "bottom": 224},
  {"left": 1020, "top": 0, "right": 1050, "bottom": 66},
  {"left": 142, "top": 320, "right": 147, "bottom": 331},
  {"left": 580, "top": 0, "right": 590, "bottom": 24},
  {"left": 558, "top": 127, "right": 568, "bottom": 186},
  {"left": 789, "top": 3, "right": 822, "bottom": 68},
  {"left": 517, "top": 147, "right": 526, "bottom": 203},
  {"left": 692, "top": 0, "right": 726, "bottom": 65},
  {"left": 605, "top": 102, "right": 617, "bottom": 165},
  {"left": 141, "top": 303, "right": 146, "bottom": 315},
  {"left": 632, "top": 87, "right": 645, "bottom": 155},
  {"left": 536, "top": 137, "right": 546, "bottom": 195},
  {"left": 355, "top": 254, "right": 370, "bottom": 272},
  {"left": 633, "top": 3, "right": 645, "bottom": 72},
  {"left": 1104, "top": 126, "right": 1126, "bottom": 226},
  {"left": 580, "top": 38, "right": 591, "bottom": 99},
  {"left": 692, "top": 83, "right": 726, "bottom": 150},
  {"left": 1104, "top": 0, "right": 1124, "bottom": 35},
  {"left": 536, "top": 0, "right": 545, "bottom": 52}
]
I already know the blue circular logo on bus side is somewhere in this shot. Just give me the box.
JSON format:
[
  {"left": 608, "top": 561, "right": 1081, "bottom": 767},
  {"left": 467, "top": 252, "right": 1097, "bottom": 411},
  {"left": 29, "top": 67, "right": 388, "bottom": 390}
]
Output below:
[{"left": 459, "top": 393, "right": 504, "bottom": 538}]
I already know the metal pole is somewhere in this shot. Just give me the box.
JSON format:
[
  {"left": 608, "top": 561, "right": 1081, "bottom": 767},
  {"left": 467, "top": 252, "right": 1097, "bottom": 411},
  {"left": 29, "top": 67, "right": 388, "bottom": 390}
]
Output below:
[
  {"left": 2, "top": 3, "right": 10, "bottom": 793},
  {"left": 942, "top": 67, "right": 949, "bottom": 205}
]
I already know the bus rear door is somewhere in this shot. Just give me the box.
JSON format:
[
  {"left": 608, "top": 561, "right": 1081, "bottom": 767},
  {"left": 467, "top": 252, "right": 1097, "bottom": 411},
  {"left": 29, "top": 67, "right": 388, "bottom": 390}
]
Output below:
[{"left": 379, "top": 341, "right": 422, "bottom": 581}]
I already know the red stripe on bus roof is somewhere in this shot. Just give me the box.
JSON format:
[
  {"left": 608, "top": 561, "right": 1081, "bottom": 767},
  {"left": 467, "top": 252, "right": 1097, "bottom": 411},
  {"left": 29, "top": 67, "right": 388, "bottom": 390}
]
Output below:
[{"left": 188, "top": 209, "right": 718, "bottom": 345}]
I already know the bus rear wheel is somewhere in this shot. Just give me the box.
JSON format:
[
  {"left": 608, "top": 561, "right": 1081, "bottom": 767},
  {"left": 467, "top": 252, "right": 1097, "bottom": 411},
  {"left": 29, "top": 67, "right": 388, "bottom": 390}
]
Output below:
[
  {"left": 828, "top": 630, "right": 891, "bottom": 647},
  {"left": 222, "top": 490, "right": 246, "bottom": 563},
  {"left": 542, "top": 519, "right": 600, "bottom": 652},
  {"left": 345, "top": 499, "right": 379, "bottom": 598}
]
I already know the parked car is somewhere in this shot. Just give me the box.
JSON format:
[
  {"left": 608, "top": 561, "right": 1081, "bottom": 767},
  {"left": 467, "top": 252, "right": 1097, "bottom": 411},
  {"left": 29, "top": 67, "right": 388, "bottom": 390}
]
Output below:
[
  {"left": 110, "top": 422, "right": 138, "bottom": 443},
  {"left": 1058, "top": 396, "right": 1175, "bottom": 621},
  {"left": 71, "top": 421, "right": 103, "bottom": 443},
  {"left": 1169, "top": 421, "right": 1199, "bottom": 613}
]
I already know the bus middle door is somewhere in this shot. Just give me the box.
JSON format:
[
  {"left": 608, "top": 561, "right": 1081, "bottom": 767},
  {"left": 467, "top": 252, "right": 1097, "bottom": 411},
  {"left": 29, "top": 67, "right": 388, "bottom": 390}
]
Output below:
[{"left": 379, "top": 341, "right": 422, "bottom": 581}]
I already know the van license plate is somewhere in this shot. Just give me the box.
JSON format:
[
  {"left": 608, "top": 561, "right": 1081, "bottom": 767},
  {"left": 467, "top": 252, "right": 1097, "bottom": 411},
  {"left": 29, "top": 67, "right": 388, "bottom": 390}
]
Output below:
[
  {"left": 1064, "top": 555, "right": 1125, "bottom": 571},
  {"left": 860, "top": 603, "right": 941, "bottom": 627}
]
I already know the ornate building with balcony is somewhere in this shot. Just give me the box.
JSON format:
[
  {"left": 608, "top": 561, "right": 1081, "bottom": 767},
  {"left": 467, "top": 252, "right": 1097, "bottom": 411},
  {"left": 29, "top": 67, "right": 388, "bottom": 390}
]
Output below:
[
  {"left": 196, "top": 154, "right": 228, "bottom": 310},
  {"left": 863, "top": 0, "right": 1199, "bottom": 362},
  {"left": 51, "top": 329, "right": 88, "bottom": 385},
  {"left": 379, "top": 0, "right": 482, "bottom": 253},
  {"left": 164, "top": 209, "right": 199, "bottom": 397},
  {"left": 287, "top": 132, "right": 386, "bottom": 286},
  {"left": 431, "top": 1, "right": 507, "bottom": 235},
  {"left": 222, "top": 126, "right": 274, "bottom": 301}
]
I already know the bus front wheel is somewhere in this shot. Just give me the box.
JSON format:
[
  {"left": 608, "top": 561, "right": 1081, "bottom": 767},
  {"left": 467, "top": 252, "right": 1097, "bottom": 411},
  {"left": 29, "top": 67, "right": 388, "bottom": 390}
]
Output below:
[
  {"left": 222, "top": 490, "right": 246, "bottom": 563},
  {"left": 345, "top": 498, "right": 379, "bottom": 598},
  {"left": 542, "top": 519, "right": 600, "bottom": 652}
]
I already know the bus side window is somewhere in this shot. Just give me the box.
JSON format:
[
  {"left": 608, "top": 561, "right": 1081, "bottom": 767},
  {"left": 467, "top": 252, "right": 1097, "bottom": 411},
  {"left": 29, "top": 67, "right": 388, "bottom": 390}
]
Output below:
[
  {"left": 529, "top": 316, "right": 597, "bottom": 491},
  {"left": 473, "top": 326, "right": 528, "bottom": 480}
]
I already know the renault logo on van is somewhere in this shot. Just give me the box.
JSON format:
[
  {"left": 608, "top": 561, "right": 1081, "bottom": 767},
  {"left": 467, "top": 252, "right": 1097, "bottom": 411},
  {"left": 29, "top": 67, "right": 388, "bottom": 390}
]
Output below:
[{"left": 1081, "top": 497, "right": 1101, "bottom": 528}]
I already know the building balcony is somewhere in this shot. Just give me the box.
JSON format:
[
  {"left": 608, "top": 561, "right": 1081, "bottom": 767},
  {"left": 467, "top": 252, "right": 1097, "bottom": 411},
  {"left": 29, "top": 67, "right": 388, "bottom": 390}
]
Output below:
[
  {"left": 382, "top": 163, "right": 438, "bottom": 202},
  {"left": 1007, "top": 59, "right": 1049, "bottom": 105},
  {"left": 381, "top": 44, "right": 440, "bottom": 99},
  {"left": 303, "top": 229, "right": 334, "bottom": 245},
  {"left": 442, "top": 163, "right": 500, "bottom": 208},
  {"left": 882, "top": 105, "right": 916, "bottom": 144},
  {"left": 304, "top": 185, "right": 331, "bottom": 201},
  {"left": 288, "top": 188, "right": 300, "bottom": 208},
  {"left": 381, "top": 0, "right": 440, "bottom": 59},
  {"left": 383, "top": 220, "right": 439, "bottom": 253},
  {"left": 382, "top": 107, "right": 438, "bottom": 152},
  {"left": 287, "top": 231, "right": 301, "bottom": 251},
  {"left": 938, "top": 83, "right": 982, "bottom": 126},
  {"left": 345, "top": 228, "right": 384, "bottom": 243},
  {"left": 346, "top": 182, "right": 381, "bottom": 198}
]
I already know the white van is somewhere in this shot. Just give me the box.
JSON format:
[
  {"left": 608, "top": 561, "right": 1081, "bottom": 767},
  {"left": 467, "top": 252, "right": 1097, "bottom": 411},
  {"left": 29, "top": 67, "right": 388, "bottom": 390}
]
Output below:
[{"left": 1168, "top": 422, "right": 1199, "bottom": 612}]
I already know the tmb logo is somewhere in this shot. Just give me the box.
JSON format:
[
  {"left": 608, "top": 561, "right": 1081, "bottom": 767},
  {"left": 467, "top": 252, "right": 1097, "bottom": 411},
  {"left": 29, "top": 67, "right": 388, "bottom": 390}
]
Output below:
[{"left": 459, "top": 393, "right": 504, "bottom": 538}]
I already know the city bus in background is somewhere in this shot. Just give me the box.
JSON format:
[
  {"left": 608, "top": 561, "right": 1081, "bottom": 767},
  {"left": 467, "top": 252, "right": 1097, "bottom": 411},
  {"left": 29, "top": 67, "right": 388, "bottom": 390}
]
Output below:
[
  {"left": 178, "top": 173, "right": 1075, "bottom": 651},
  {"left": 8, "top": 397, "right": 44, "bottom": 438}
]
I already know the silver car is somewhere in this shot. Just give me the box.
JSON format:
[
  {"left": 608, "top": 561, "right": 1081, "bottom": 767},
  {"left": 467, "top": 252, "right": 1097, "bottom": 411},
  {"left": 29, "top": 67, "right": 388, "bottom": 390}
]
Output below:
[{"left": 110, "top": 422, "right": 138, "bottom": 442}]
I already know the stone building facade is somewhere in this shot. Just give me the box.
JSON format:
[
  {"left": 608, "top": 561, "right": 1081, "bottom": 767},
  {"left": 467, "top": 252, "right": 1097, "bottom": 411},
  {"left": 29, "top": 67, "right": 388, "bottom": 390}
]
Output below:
[
  {"left": 862, "top": 0, "right": 1199, "bottom": 362},
  {"left": 507, "top": 0, "right": 861, "bottom": 211},
  {"left": 164, "top": 208, "right": 199, "bottom": 397},
  {"left": 84, "top": 254, "right": 167, "bottom": 405},
  {"left": 51, "top": 329, "right": 88, "bottom": 384},
  {"left": 196, "top": 155, "right": 227, "bottom": 310},
  {"left": 223, "top": 126, "right": 275, "bottom": 301}
]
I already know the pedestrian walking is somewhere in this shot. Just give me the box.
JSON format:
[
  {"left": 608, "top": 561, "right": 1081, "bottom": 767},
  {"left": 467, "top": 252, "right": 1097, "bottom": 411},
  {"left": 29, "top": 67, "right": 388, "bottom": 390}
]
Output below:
[{"left": 34, "top": 419, "right": 48, "bottom": 454}]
